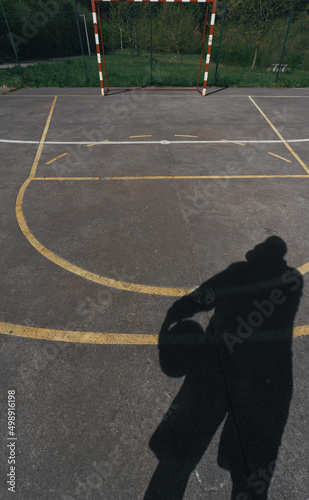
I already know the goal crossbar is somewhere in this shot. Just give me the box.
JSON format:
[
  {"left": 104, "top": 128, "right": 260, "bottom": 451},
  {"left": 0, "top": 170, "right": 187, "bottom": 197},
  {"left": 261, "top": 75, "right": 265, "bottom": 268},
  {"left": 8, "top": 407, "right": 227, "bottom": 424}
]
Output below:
[{"left": 91, "top": 0, "right": 217, "bottom": 96}]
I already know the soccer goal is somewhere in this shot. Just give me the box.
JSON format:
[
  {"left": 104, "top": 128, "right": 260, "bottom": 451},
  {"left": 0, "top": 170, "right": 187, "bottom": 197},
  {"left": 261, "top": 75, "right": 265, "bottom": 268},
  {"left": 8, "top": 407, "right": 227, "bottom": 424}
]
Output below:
[{"left": 91, "top": 0, "right": 217, "bottom": 96}]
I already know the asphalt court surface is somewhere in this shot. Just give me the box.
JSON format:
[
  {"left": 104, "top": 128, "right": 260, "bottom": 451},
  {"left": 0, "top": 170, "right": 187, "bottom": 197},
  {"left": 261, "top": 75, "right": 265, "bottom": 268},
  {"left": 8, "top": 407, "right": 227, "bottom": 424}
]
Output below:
[{"left": 0, "top": 87, "right": 309, "bottom": 499}]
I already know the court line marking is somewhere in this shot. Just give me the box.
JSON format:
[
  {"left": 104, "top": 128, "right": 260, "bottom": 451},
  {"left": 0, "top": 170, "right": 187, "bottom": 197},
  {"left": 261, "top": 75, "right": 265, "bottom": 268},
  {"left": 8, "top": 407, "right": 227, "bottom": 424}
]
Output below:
[
  {"left": 34, "top": 175, "right": 309, "bottom": 181},
  {"left": 17, "top": 177, "right": 191, "bottom": 296},
  {"left": 45, "top": 153, "right": 68, "bottom": 165},
  {"left": 29, "top": 96, "right": 57, "bottom": 178},
  {"left": 17, "top": 172, "right": 309, "bottom": 297},
  {"left": 2, "top": 94, "right": 309, "bottom": 98},
  {"left": 87, "top": 140, "right": 109, "bottom": 147},
  {"left": 13, "top": 97, "right": 309, "bottom": 298},
  {"left": 249, "top": 96, "right": 309, "bottom": 175},
  {"left": 1, "top": 138, "right": 309, "bottom": 145},
  {"left": 17, "top": 187, "right": 191, "bottom": 296},
  {"left": 35, "top": 177, "right": 101, "bottom": 181},
  {"left": 16, "top": 98, "right": 191, "bottom": 297},
  {"left": 175, "top": 135, "right": 199, "bottom": 138},
  {"left": 129, "top": 135, "right": 152, "bottom": 138},
  {"left": 297, "top": 261, "right": 309, "bottom": 275},
  {"left": 221, "top": 139, "right": 245, "bottom": 146},
  {"left": 0, "top": 321, "right": 308, "bottom": 344},
  {"left": 267, "top": 152, "right": 291, "bottom": 163}
]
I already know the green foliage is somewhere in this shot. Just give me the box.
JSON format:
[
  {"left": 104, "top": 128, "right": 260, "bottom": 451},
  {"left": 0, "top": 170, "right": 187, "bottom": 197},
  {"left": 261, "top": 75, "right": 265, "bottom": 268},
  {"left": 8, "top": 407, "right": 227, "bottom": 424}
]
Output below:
[
  {"left": 1, "top": 53, "right": 309, "bottom": 90},
  {"left": 0, "top": 0, "right": 308, "bottom": 87},
  {"left": 152, "top": 5, "right": 201, "bottom": 58}
]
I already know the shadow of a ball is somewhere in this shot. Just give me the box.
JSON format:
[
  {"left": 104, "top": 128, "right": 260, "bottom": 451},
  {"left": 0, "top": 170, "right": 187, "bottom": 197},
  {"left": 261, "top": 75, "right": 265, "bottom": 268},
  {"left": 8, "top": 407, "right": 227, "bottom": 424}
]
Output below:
[{"left": 159, "top": 320, "right": 205, "bottom": 378}]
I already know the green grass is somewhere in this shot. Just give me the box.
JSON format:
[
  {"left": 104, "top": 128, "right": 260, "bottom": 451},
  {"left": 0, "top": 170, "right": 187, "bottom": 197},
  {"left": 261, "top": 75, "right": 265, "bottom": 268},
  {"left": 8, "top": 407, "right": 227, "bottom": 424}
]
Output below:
[{"left": 1, "top": 51, "right": 309, "bottom": 90}]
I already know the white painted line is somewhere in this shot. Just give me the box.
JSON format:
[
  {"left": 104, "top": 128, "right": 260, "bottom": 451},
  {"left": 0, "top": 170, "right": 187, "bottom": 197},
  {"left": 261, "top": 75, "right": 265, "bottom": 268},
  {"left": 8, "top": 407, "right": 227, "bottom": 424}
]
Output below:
[
  {"left": 0, "top": 139, "right": 40, "bottom": 144},
  {"left": 0, "top": 139, "right": 308, "bottom": 145}
]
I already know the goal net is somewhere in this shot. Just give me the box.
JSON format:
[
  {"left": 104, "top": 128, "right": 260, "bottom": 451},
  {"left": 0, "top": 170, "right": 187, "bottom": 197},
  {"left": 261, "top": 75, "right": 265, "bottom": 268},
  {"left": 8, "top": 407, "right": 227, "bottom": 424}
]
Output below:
[{"left": 91, "top": 0, "right": 217, "bottom": 95}]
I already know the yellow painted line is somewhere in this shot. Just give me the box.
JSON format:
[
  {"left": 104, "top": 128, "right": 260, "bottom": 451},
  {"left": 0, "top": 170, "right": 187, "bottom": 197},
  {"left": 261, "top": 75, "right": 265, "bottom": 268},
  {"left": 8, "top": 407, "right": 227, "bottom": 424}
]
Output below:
[
  {"left": 129, "top": 135, "right": 152, "bottom": 138},
  {"left": 3, "top": 94, "right": 309, "bottom": 99},
  {"left": 174, "top": 135, "right": 199, "bottom": 138},
  {"left": 103, "top": 175, "right": 309, "bottom": 180},
  {"left": 221, "top": 139, "right": 245, "bottom": 146},
  {"left": 34, "top": 177, "right": 100, "bottom": 181},
  {"left": 45, "top": 153, "right": 68, "bottom": 165},
  {"left": 267, "top": 152, "right": 291, "bottom": 163},
  {"left": 298, "top": 261, "right": 309, "bottom": 275},
  {"left": 0, "top": 321, "right": 308, "bottom": 344},
  {"left": 30, "top": 96, "right": 57, "bottom": 178},
  {"left": 13, "top": 95, "right": 183, "bottom": 297},
  {"left": 16, "top": 170, "right": 309, "bottom": 296},
  {"left": 293, "top": 325, "right": 309, "bottom": 338},
  {"left": 249, "top": 96, "right": 309, "bottom": 175},
  {"left": 87, "top": 140, "right": 109, "bottom": 147},
  {"left": 13, "top": 93, "right": 309, "bottom": 299},
  {"left": 0, "top": 321, "right": 158, "bottom": 345},
  {"left": 16, "top": 182, "right": 191, "bottom": 297},
  {"left": 32, "top": 175, "right": 309, "bottom": 181}
]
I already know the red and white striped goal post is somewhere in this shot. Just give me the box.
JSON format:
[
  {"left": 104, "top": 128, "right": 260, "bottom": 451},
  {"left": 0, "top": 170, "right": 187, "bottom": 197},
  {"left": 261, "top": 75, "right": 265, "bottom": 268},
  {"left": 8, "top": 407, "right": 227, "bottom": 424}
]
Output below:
[{"left": 91, "top": 0, "right": 217, "bottom": 96}]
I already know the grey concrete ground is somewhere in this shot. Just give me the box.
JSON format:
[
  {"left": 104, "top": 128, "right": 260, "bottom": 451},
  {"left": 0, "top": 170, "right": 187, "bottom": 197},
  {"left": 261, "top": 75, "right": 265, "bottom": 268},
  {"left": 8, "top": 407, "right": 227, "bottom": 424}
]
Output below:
[{"left": 0, "top": 87, "right": 308, "bottom": 500}]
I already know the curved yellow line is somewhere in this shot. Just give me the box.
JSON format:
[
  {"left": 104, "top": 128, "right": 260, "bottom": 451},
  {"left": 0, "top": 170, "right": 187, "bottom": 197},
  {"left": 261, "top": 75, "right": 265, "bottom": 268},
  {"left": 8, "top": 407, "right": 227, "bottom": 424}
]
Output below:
[
  {"left": 0, "top": 321, "right": 158, "bottom": 345},
  {"left": 0, "top": 321, "right": 308, "bottom": 345},
  {"left": 16, "top": 176, "right": 309, "bottom": 296},
  {"left": 16, "top": 179, "right": 191, "bottom": 297}
]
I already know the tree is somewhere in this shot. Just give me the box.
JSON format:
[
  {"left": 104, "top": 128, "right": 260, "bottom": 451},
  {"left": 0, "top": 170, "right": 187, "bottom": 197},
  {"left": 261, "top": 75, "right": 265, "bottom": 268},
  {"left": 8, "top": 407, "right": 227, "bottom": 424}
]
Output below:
[
  {"left": 153, "top": 4, "right": 201, "bottom": 60},
  {"left": 231, "top": 0, "right": 293, "bottom": 69}
]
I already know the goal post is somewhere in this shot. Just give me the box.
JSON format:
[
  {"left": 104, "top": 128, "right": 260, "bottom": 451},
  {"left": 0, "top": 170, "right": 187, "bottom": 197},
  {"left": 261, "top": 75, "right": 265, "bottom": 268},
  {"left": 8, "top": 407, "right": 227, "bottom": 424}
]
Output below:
[{"left": 91, "top": 0, "right": 217, "bottom": 96}]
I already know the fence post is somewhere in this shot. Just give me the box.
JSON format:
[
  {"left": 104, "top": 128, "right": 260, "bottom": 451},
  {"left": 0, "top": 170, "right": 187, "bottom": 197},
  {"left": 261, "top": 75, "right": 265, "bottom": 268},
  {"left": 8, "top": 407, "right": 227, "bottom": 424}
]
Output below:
[
  {"left": 73, "top": 0, "right": 89, "bottom": 84},
  {"left": 276, "top": 0, "right": 296, "bottom": 83},
  {"left": 81, "top": 13, "right": 91, "bottom": 56},
  {"left": 150, "top": 4, "right": 153, "bottom": 86},
  {"left": 0, "top": 0, "right": 25, "bottom": 85},
  {"left": 214, "top": 0, "right": 227, "bottom": 85}
]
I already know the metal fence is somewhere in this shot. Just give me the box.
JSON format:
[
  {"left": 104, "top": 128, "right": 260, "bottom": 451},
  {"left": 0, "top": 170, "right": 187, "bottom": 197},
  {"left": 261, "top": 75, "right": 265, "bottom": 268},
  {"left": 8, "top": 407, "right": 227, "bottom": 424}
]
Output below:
[{"left": 0, "top": 0, "right": 308, "bottom": 89}]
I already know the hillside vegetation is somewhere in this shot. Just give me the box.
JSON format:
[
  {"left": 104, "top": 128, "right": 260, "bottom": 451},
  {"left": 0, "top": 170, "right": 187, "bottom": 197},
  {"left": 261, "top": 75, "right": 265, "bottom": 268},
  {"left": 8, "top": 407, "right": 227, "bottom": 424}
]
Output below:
[{"left": 0, "top": 0, "right": 308, "bottom": 88}]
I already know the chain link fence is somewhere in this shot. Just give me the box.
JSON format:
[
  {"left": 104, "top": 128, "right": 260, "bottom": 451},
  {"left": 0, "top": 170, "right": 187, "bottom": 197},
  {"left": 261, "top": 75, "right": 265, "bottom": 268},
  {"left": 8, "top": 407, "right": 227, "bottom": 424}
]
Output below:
[{"left": 0, "top": 0, "right": 308, "bottom": 89}]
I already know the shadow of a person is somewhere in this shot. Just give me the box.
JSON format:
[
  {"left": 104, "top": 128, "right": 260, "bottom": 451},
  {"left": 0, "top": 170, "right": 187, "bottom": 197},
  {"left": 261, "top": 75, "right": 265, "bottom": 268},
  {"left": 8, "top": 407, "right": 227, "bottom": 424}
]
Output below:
[{"left": 144, "top": 237, "right": 303, "bottom": 500}]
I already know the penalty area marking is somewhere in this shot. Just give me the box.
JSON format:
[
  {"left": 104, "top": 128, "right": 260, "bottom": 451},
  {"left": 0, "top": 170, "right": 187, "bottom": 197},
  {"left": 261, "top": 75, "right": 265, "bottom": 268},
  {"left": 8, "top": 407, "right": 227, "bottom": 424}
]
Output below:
[
  {"left": 16, "top": 177, "right": 191, "bottom": 297},
  {"left": 17, "top": 175, "right": 309, "bottom": 296},
  {"left": 13, "top": 96, "right": 309, "bottom": 297},
  {"left": 249, "top": 96, "right": 309, "bottom": 175},
  {"left": 0, "top": 321, "right": 308, "bottom": 345}
]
